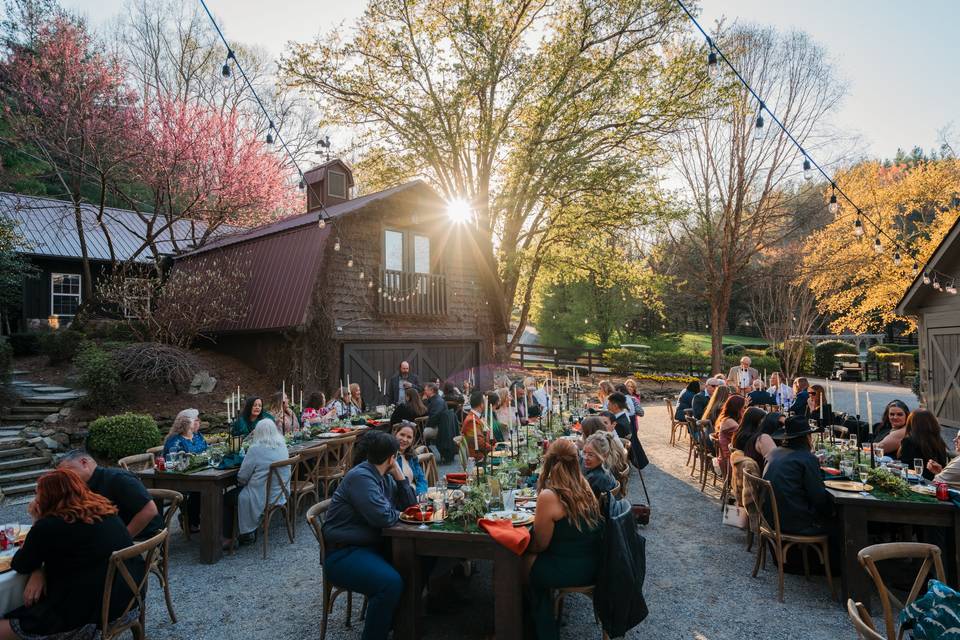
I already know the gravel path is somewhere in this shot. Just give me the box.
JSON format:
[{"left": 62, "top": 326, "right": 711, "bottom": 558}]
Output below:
[{"left": 0, "top": 405, "right": 853, "bottom": 639}]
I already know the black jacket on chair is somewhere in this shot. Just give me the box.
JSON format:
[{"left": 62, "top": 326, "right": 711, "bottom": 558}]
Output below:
[
  {"left": 762, "top": 446, "right": 831, "bottom": 534},
  {"left": 594, "top": 494, "right": 648, "bottom": 637}
]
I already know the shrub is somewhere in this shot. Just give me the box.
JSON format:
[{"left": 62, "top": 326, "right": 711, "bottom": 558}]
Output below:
[
  {"left": 75, "top": 343, "right": 122, "bottom": 409},
  {"left": 876, "top": 352, "right": 916, "bottom": 373},
  {"left": 867, "top": 345, "right": 892, "bottom": 360},
  {"left": 8, "top": 332, "right": 41, "bottom": 356},
  {"left": 87, "top": 413, "right": 162, "bottom": 460},
  {"left": 835, "top": 353, "right": 859, "bottom": 363},
  {"left": 39, "top": 329, "right": 86, "bottom": 364},
  {"left": 604, "top": 348, "right": 642, "bottom": 375},
  {"left": 112, "top": 342, "right": 201, "bottom": 393},
  {"left": 0, "top": 338, "right": 11, "bottom": 383},
  {"left": 644, "top": 351, "right": 712, "bottom": 376},
  {"left": 722, "top": 354, "right": 779, "bottom": 374},
  {"left": 813, "top": 340, "right": 857, "bottom": 377},
  {"left": 722, "top": 344, "right": 745, "bottom": 356}
]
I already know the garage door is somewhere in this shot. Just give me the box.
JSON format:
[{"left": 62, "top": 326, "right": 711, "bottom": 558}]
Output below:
[
  {"left": 929, "top": 327, "right": 960, "bottom": 428},
  {"left": 342, "top": 341, "right": 479, "bottom": 405}
]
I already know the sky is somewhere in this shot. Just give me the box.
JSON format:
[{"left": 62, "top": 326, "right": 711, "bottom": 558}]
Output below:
[{"left": 65, "top": 0, "right": 960, "bottom": 162}]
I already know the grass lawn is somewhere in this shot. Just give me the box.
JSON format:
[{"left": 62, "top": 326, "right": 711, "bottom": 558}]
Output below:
[
  {"left": 679, "top": 332, "right": 768, "bottom": 353},
  {"left": 576, "top": 331, "right": 768, "bottom": 354}
]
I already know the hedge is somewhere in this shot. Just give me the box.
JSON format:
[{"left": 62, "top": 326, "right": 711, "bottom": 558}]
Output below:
[
  {"left": 87, "top": 413, "right": 162, "bottom": 460},
  {"left": 39, "top": 330, "right": 86, "bottom": 364},
  {"left": 8, "top": 333, "right": 41, "bottom": 357},
  {"left": 876, "top": 352, "right": 916, "bottom": 373},
  {"left": 75, "top": 343, "right": 122, "bottom": 409},
  {"left": 813, "top": 340, "right": 857, "bottom": 377},
  {"left": 722, "top": 344, "right": 745, "bottom": 356},
  {"left": 604, "top": 348, "right": 643, "bottom": 375},
  {"left": 0, "top": 339, "right": 11, "bottom": 384}
]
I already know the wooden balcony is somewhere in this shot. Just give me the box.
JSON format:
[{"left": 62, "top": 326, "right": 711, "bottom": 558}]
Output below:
[{"left": 378, "top": 268, "right": 447, "bottom": 316}]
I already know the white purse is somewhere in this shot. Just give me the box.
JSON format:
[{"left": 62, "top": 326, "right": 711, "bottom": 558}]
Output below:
[{"left": 722, "top": 503, "right": 748, "bottom": 529}]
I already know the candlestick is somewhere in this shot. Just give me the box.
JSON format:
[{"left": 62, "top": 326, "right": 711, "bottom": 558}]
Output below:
[
  {"left": 854, "top": 383, "right": 860, "bottom": 418},
  {"left": 866, "top": 392, "right": 873, "bottom": 430}
]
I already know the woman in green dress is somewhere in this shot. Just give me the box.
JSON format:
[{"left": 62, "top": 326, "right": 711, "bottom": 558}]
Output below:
[
  {"left": 230, "top": 396, "right": 276, "bottom": 437},
  {"left": 526, "top": 438, "right": 603, "bottom": 640}
]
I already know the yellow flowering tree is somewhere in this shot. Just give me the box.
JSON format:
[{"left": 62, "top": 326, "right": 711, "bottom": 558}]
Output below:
[{"left": 802, "top": 159, "right": 960, "bottom": 333}]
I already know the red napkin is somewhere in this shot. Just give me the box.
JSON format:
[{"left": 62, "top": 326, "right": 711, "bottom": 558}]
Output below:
[
  {"left": 445, "top": 473, "right": 467, "bottom": 485},
  {"left": 821, "top": 467, "right": 840, "bottom": 476},
  {"left": 402, "top": 505, "right": 435, "bottom": 522},
  {"left": 479, "top": 518, "right": 531, "bottom": 555},
  {"left": 331, "top": 427, "right": 351, "bottom": 433}
]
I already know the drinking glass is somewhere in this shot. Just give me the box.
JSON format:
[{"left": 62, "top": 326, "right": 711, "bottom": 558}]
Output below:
[
  {"left": 437, "top": 477, "right": 447, "bottom": 493},
  {"left": 417, "top": 493, "right": 430, "bottom": 529},
  {"left": 847, "top": 434, "right": 857, "bottom": 452},
  {"left": 914, "top": 458, "right": 924, "bottom": 484},
  {"left": 858, "top": 465, "right": 870, "bottom": 496},
  {"left": 840, "top": 461, "right": 854, "bottom": 480},
  {"left": 873, "top": 444, "right": 884, "bottom": 461},
  {"left": 164, "top": 454, "right": 175, "bottom": 471},
  {"left": 209, "top": 450, "right": 224, "bottom": 468},
  {"left": 4, "top": 524, "right": 18, "bottom": 544}
]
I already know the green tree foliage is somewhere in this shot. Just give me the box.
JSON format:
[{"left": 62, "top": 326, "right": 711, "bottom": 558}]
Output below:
[
  {"left": 813, "top": 340, "right": 857, "bottom": 377},
  {"left": 0, "top": 216, "right": 36, "bottom": 333}
]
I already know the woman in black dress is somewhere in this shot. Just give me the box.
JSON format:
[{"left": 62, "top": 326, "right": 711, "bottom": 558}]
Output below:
[
  {"left": 389, "top": 387, "right": 427, "bottom": 425},
  {"left": 2, "top": 469, "right": 145, "bottom": 639},
  {"left": 898, "top": 409, "right": 948, "bottom": 481}
]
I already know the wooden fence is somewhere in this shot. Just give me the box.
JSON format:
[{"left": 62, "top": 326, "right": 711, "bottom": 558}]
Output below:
[{"left": 509, "top": 344, "right": 714, "bottom": 378}]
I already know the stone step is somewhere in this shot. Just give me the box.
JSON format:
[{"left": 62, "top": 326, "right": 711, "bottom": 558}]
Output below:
[
  {"left": 0, "top": 457, "right": 49, "bottom": 473},
  {"left": 1, "top": 482, "right": 38, "bottom": 497},
  {"left": 9, "top": 405, "right": 60, "bottom": 414},
  {"left": 30, "top": 385, "right": 73, "bottom": 393},
  {"left": 20, "top": 393, "right": 83, "bottom": 404},
  {"left": 0, "top": 468, "right": 49, "bottom": 487},
  {"left": 0, "top": 448, "right": 36, "bottom": 460},
  {"left": 9, "top": 370, "right": 28, "bottom": 376},
  {"left": 1, "top": 415, "right": 47, "bottom": 424}
]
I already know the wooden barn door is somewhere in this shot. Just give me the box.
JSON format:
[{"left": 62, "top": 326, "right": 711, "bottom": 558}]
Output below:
[
  {"left": 928, "top": 327, "right": 960, "bottom": 428},
  {"left": 342, "top": 341, "right": 479, "bottom": 406}
]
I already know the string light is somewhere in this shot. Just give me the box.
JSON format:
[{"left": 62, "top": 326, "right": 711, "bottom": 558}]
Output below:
[
  {"left": 221, "top": 50, "right": 234, "bottom": 79},
  {"left": 873, "top": 236, "right": 883, "bottom": 254},
  {"left": 358, "top": 270, "right": 364, "bottom": 280},
  {"left": 922, "top": 273, "right": 931, "bottom": 285},
  {"left": 828, "top": 190, "right": 839, "bottom": 214},
  {"left": 367, "top": 280, "right": 373, "bottom": 288},
  {"left": 946, "top": 281, "right": 958, "bottom": 295},
  {"left": 333, "top": 238, "right": 341, "bottom": 252},
  {"left": 265, "top": 121, "right": 275, "bottom": 145},
  {"left": 298, "top": 178, "right": 305, "bottom": 190},
  {"left": 707, "top": 47, "right": 719, "bottom": 79},
  {"left": 754, "top": 107, "right": 765, "bottom": 140},
  {"left": 802, "top": 156, "right": 812, "bottom": 181},
  {"left": 317, "top": 217, "right": 326, "bottom": 229},
  {"left": 893, "top": 251, "right": 902, "bottom": 266},
  {"left": 347, "top": 257, "right": 354, "bottom": 268},
  {"left": 853, "top": 216, "right": 864, "bottom": 237}
]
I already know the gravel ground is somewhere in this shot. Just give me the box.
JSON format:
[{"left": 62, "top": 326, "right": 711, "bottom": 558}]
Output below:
[{"left": 0, "top": 404, "right": 854, "bottom": 640}]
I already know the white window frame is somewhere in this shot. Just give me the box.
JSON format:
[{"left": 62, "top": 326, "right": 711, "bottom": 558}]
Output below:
[
  {"left": 50, "top": 273, "right": 81, "bottom": 318},
  {"left": 328, "top": 170, "right": 347, "bottom": 198},
  {"left": 414, "top": 234, "right": 430, "bottom": 274},
  {"left": 121, "top": 278, "right": 151, "bottom": 319}
]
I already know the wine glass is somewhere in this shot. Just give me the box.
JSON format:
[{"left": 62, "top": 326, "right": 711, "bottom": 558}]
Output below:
[
  {"left": 4, "top": 524, "right": 18, "bottom": 545},
  {"left": 858, "top": 465, "right": 870, "bottom": 496},
  {"left": 417, "top": 493, "right": 430, "bottom": 529},
  {"left": 847, "top": 434, "right": 857, "bottom": 452},
  {"left": 914, "top": 458, "right": 924, "bottom": 484}
]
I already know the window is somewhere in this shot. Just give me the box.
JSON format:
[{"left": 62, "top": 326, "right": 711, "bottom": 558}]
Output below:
[
  {"left": 414, "top": 235, "right": 430, "bottom": 274},
  {"left": 384, "top": 230, "right": 404, "bottom": 271},
  {"left": 51, "top": 273, "right": 81, "bottom": 318},
  {"left": 328, "top": 170, "right": 347, "bottom": 198},
  {"left": 122, "top": 278, "right": 151, "bottom": 319}
]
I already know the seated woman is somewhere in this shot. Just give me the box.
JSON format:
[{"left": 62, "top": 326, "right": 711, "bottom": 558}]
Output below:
[
  {"left": 872, "top": 400, "right": 909, "bottom": 451},
  {"left": 222, "top": 420, "right": 290, "bottom": 546},
  {"left": 730, "top": 407, "right": 766, "bottom": 505},
  {"left": 349, "top": 383, "right": 366, "bottom": 415},
  {"left": 928, "top": 431, "right": 960, "bottom": 488},
  {"left": 390, "top": 387, "right": 427, "bottom": 425},
  {"left": 323, "top": 431, "right": 416, "bottom": 640},
  {"left": 230, "top": 396, "right": 275, "bottom": 437},
  {"left": 2, "top": 469, "right": 145, "bottom": 639},
  {"left": 744, "top": 411, "right": 783, "bottom": 470},
  {"left": 487, "top": 391, "right": 506, "bottom": 442},
  {"left": 393, "top": 421, "right": 428, "bottom": 494},
  {"left": 897, "top": 409, "right": 948, "bottom": 481},
  {"left": 527, "top": 439, "right": 603, "bottom": 640},
  {"left": 675, "top": 380, "right": 700, "bottom": 421},
  {"left": 806, "top": 384, "right": 832, "bottom": 424},
  {"left": 443, "top": 381, "right": 464, "bottom": 412},
  {"left": 268, "top": 391, "right": 300, "bottom": 435},
  {"left": 494, "top": 387, "right": 514, "bottom": 433},
  {"left": 715, "top": 395, "right": 746, "bottom": 476},
  {"left": 163, "top": 408, "right": 207, "bottom": 533},
  {"left": 300, "top": 391, "right": 330, "bottom": 426},
  {"left": 325, "top": 387, "right": 351, "bottom": 420},
  {"left": 578, "top": 416, "right": 607, "bottom": 450},
  {"left": 581, "top": 432, "right": 627, "bottom": 498},
  {"left": 461, "top": 391, "right": 492, "bottom": 461}
]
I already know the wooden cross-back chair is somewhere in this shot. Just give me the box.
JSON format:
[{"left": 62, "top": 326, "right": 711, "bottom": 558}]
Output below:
[
  {"left": 118, "top": 453, "right": 155, "bottom": 473},
  {"left": 417, "top": 451, "right": 439, "bottom": 487},
  {"left": 260, "top": 456, "right": 299, "bottom": 558},
  {"left": 291, "top": 445, "right": 328, "bottom": 535},
  {"left": 306, "top": 500, "right": 367, "bottom": 640},
  {"left": 695, "top": 420, "right": 721, "bottom": 492},
  {"left": 741, "top": 470, "right": 835, "bottom": 603},
  {"left": 414, "top": 416, "right": 429, "bottom": 447},
  {"left": 847, "top": 599, "right": 885, "bottom": 640},
  {"left": 146, "top": 489, "right": 182, "bottom": 623},
  {"left": 684, "top": 414, "right": 700, "bottom": 472},
  {"left": 100, "top": 529, "right": 168, "bottom": 640},
  {"left": 857, "top": 542, "right": 946, "bottom": 640},
  {"left": 665, "top": 398, "right": 685, "bottom": 446},
  {"left": 317, "top": 435, "right": 356, "bottom": 499}
]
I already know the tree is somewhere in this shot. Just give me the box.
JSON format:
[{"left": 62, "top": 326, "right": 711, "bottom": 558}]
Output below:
[
  {"left": 281, "top": 0, "right": 708, "bottom": 355},
  {"left": 666, "top": 25, "right": 843, "bottom": 372},
  {"left": 803, "top": 158, "right": 960, "bottom": 333},
  {"left": 0, "top": 216, "right": 36, "bottom": 333}
]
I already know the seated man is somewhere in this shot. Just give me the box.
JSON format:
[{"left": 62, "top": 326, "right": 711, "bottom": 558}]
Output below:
[
  {"left": 58, "top": 450, "right": 161, "bottom": 539},
  {"left": 762, "top": 417, "right": 831, "bottom": 536},
  {"left": 460, "top": 391, "right": 492, "bottom": 461},
  {"left": 322, "top": 432, "right": 416, "bottom": 640},
  {"left": 789, "top": 377, "right": 810, "bottom": 416},
  {"left": 747, "top": 379, "right": 776, "bottom": 407},
  {"left": 692, "top": 378, "right": 721, "bottom": 420},
  {"left": 928, "top": 430, "right": 960, "bottom": 488}
]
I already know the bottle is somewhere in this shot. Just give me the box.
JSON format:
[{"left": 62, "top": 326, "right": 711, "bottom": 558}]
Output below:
[
  {"left": 156, "top": 455, "right": 166, "bottom": 472},
  {"left": 936, "top": 482, "right": 949, "bottom": 501},
  {"left": 0, "top": 530, "right": 8, "bottom": 551}
]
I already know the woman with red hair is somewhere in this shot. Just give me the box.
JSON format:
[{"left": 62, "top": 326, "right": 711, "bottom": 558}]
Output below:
[{"left": 1, "top": 469, "right": 145, "bottom": 639}]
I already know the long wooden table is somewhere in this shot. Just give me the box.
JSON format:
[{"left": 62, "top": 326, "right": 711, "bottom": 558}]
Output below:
[
  {"left": 828, "top": 488, "right": 960, "bottom": 609},
  {"left": 384, "top": 524, "right": 524, "bottom": 640},
  {"left": 135, "top": 433, "right": 358, "bottom": 564}
]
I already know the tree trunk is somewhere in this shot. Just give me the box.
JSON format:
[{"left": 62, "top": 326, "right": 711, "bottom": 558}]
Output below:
[
  {"left": 72, "top": 200, "right": 95, "bottom": 304},
  {"left": 709, "top": 278, "right": 733, "bottom": 374}
]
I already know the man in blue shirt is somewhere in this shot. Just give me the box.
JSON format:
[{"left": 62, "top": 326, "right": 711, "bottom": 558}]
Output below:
[{"left": 322, "top": 431, "right": 416, "bottom": 640}]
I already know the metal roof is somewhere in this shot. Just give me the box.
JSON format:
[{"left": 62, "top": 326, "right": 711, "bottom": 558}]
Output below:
[{"left": 0, "top": 192, "right": 220, "bottom": 263}]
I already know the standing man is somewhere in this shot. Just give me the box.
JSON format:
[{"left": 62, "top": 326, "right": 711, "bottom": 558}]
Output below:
[
  {"left": 692, "top": 377, "right": 722, "bottom": 420},
  {"left": 386, "top": 361, "right": 421, "bottom": 405},
  {"left": 727, "top": 356, "right": 759, "bottom": 395}
]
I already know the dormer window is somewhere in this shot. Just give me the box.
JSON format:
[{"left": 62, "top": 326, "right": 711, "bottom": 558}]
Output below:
[{"left": 328, "top": 170, "right": 347, "bottom": 198}]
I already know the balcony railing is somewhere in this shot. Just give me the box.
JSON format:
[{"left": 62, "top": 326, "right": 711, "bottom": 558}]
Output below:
[{"left": 378, "top": 268, "right": 448, "bottom": 316}]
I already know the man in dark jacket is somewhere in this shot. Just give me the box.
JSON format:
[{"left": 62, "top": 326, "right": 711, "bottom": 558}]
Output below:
[
  {"left": 608, "top": 394, "right": 649, "bottom": 470},
  {"left": 692, "top": 377, "right": 721, "bottom": 420},
  {"left": 386, "top": 361, "right": 421, "bottom": 405},
  {"left": 423, "top": 382, "right": 445, "bottom": 417},
  {"left": 763, "top": 416, "right": 831, "bottom": 535},
  {"left": 789, "top": 377, "right": 810, "bottom": 416}
]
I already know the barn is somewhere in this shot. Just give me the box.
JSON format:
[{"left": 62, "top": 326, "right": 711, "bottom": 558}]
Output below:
[
  {"left": 173, "top": 159, "right": 507, "bottom": 401},
  {"left": 896, "top": 214, "right": 960, "bottom": 436}
]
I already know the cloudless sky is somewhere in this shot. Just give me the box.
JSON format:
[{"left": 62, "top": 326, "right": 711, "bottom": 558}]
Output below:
[{"left": 66, "top": 0, "right": 960, "bottom": 161}]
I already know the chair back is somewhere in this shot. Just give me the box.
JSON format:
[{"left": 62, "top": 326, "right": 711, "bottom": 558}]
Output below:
[
  {"left": 118, "top": 453, "right": 155, "bottom": 472},
  {"left": 665, "top": 398, "right": 675, "bottom": 420},
  {"left": 102, "top": 529, "right": 167, "bottom": 637},
  {"left": 846, "top": 599, "right": 885, "bottom": 640},
  {"left": 305, "top": 499, "right": 332, "bottom": 563},
  {"left": 265, "top": 456, "right": 300, "bottom": 511},
  {"left": 414, "top": 416, "right": 429, "bottom": 446},
  {"left": 741, "top": 471, "right": 781, "bottom": 541},
  {"left": 685, "top": 415, "right": 700, "bottom": 440},
  {"left": 731, "top": 453, "right": 760, "bottom": 508},
  {"left": 417, "top": 451, "right": 439, "bottom": 487},
  {"left": 320, "top": 437, "right": 354, "bottom": 478},
  {"left": 147, "top": 489, "right": 184, "bottom": 531},
  {"left": 857, "top": 542, "right": 946, "bottom": 640},
  {"left": 146, "top": 445, "right": 163, "bottom": 456},
  {"left": 296, "top": 445, "right": 328, "bottom": 487}
]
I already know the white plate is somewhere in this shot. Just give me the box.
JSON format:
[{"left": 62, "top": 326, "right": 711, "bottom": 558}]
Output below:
[{"left": 484, "top": 510, "right": 534, "bottom": 526}]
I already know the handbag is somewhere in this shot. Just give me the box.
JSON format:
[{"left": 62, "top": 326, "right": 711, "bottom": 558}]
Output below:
[
  {"left": 630, "top": 502, "right": 650, "bottom": 526},
  {"left": 722, "top": 503, "right": 748, "bottom": 529}
]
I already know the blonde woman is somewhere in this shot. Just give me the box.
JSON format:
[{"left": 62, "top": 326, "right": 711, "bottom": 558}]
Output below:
[
  {"left": 269, "top": 391, "right": 300, "bottom": 435},
  {"left": 528, "top": 439, "right": 602, "bottom": 640},
  {"left": 349, "top": 382, "right": 366, "bottom": 414},
  {"left": 596, "top": 380, "right": 616, "bottom": 409},
  {"left": 163, "top": 408, "right": 206, "bottom": 532},
  {"left": 582, "top": 432, "right": 628, "bottom": 498},
  {"left": 702, "top": 385, "right": 732, "bottom": 426}
]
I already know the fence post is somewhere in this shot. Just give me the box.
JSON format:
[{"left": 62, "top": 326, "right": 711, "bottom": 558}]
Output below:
[
  {"left": 554, "top": 349, "right": 559, "bottom": 370},
  {"left": 587, "top": 351, "right": 593, "bottom": 375}
]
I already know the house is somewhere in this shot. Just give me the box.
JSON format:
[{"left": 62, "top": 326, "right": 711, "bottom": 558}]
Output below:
[
  {"left": 173, "top": 159, "right": 508, "bottom": 401},
  {"left": 0, "top": 192, "right": 211, "bottom": 332},
  {"left": 896, "top": 214, "right": 960, "bottom": 434}
]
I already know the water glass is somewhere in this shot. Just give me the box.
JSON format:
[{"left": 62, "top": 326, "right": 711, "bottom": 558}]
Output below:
[
  {"left": 417, "top": 493, "right": 430, "bottom": 529},
  {"left": 848, "top": 434, "right": 857, "bottom": 451},
  {"left": 209, "top": 450, "right": 224, "bottom": 468},
  {"left": 502, "top": 489, "right": 515, "bottom": 512},
  {"left": 437, "top": 477, "right": 447, "bottom": 493},
  {"left": 914, "top": 458, "right": 924, "bottom": 483},
  {"left": 4, "top": 524, "right": 18, "bottom": 543},
  {"left": 840, "top": 461, "right": 853, "bottom": 480}
]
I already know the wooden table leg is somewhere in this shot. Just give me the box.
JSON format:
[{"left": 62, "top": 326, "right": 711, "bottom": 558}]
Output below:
[
  {"left": 198, "top": 483, "right": 224, "bottom": 564},
  {"left": 839, "top": 505, "right": 870, "bottom": 608},
  {"left": 493, "top": 546, "right": 524, "bottom": 640},
  {"left": 391, "top": 537, "right": 421, "bottom": 640}
]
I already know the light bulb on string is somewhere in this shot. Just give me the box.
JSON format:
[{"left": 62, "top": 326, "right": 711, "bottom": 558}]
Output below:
[
  {"left": 853, "top": 216, "right": 864, "bottom": 237},
  {"left": 367, "top": 280, "right": 373, "bottom": 288},
  {"left": 873, "top": 236, "right": 883, "bottom": 254},
  {"left": 358, "top": 270, "right": 364, "bottom": 280},
  {"left": 893, "top": 251, "right": 902, "bottom": 266},
  {"left": 922, "top": 273, "right": 931, "bottom": 285},
  {"left": 933, "top": 279, "right": 943, "bottom": 291},
  {"left": 828, "top": 193, "right": 839, "bottom": 214},
  {"left": 377, "top": 286, "right": 382, "bottom": 293},
  {"left": 347, "top": 257, "right": 354, "bottom": 268},
  {"left": 265, "top": 121, "right": 275, "bottom": 145},
  {"left": 754, "top": 111, "right": 765, "bottom": 140},
  {"left": 912, "top": 263, "right": 919, "bottom": 277},
  {"left": 707, "top": 49, "right": 719, "bottom": 79},
  {"left": 220, "top": 50, "right": 234, "bottom": 80},
  {"left": 333, "top": 238, "right": 341, "bottom": 252},
  {"left": 802, "top": 156, "right": 812, "bottom": 181},
  {"left": 947, "top": 282, "right": 958, "bottom": 295},
  {"left": 298, "top": 179, "right": 305, "bottom": 191},
  {"left": 317, "top": 217, "right": 326, "bottom": 229}
]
